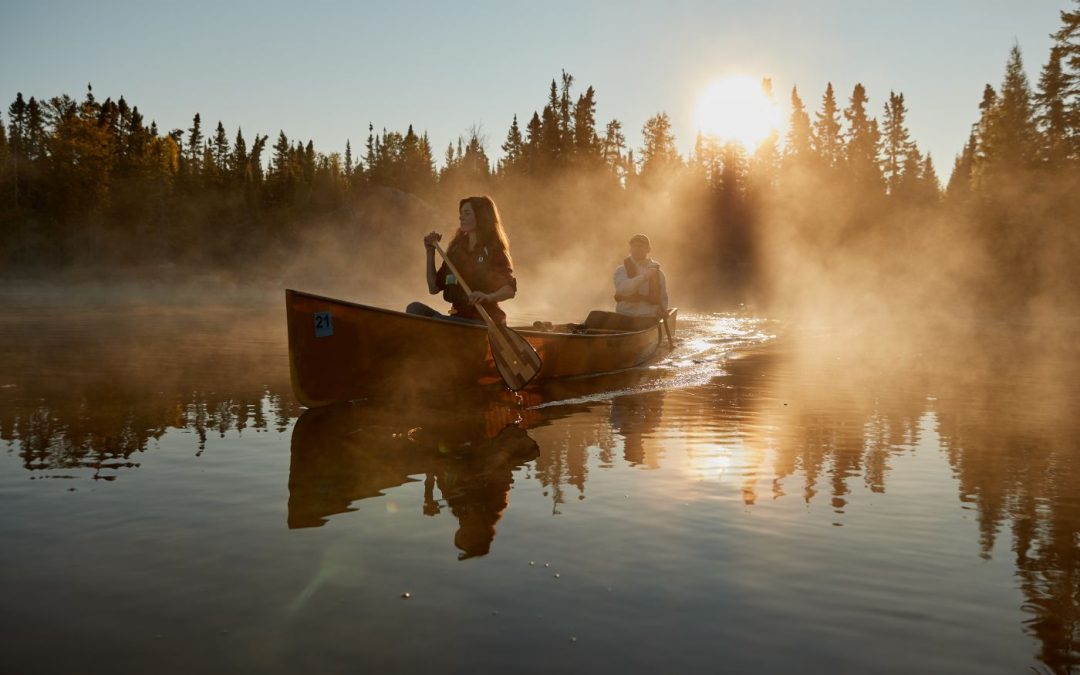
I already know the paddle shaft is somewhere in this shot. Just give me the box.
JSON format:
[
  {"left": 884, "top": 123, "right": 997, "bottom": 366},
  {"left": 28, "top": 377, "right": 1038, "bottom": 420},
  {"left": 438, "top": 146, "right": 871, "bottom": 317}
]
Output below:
[
  {"left": 661, "top": 311, "right": 674, "bottom": 347},
  {"left": 432, "top": 241, "right": 541, "bottom": 390},
  {"left": 432, "top": 241, "right": 498, "bottom": 329}
]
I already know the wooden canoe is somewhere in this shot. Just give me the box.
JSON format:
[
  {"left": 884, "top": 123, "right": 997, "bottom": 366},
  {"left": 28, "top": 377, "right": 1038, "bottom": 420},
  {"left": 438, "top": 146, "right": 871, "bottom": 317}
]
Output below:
[{"left": 285, "top": 288, "right": 677, "bottom": 407}]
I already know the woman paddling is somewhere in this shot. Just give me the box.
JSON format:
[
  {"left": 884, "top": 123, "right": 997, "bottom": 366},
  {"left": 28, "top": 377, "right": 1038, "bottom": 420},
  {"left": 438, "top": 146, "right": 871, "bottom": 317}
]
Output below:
[{"left": 407, "top": 196, "right": 517, "bottom": 325}]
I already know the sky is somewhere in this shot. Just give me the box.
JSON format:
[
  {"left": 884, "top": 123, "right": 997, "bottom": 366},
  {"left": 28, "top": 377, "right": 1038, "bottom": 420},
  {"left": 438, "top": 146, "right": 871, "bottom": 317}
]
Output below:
[{"left": 0, "top": 1, "right": 1068, "bottom": 175}]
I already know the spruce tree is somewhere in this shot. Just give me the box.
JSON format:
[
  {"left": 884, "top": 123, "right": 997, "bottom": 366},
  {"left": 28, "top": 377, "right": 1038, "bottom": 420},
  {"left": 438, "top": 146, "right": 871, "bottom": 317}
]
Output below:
[
  {"left": 984, "top": 45, "right": 1038, "bottom": 168},
  {"left": 232, "top": 128, "right": 248, "bottom": 182},
  {"left": 843, "top": 83, "right": 883, "bottom": 192},
  {"left": 639, "top": 112, "right": 680, "bottom": 179},
  {"left": 784, "top": 87, "right": 814, "bottom": 166},
  {"left": 813, "top": 83, "right": 843, "bottom": 168},
  {"left": 212, "top": 121, "right": 229, "bottom": 174},
  {"left": 500, "top": 114, "right": 524, "bottom": 173},
  {"left": 881, "top": 91, "right": 912, "bottom": 194},
  {"left": 573, "top": 86, "right": 599, "bottom": 162},
  {"left": 1035, "top": 46, "right": 1070, "bottom": 164},
  {"left": 186, "top": 113, "right": 204, "bottom": 174}
]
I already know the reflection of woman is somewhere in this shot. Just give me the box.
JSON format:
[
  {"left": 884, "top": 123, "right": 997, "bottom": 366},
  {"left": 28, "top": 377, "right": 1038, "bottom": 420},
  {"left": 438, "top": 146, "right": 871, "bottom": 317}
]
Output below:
[
  {"left": 434, "top": 425, "right": 538, "bottom": 560},
  {"left": 407, "top": 196, "right": 517, "bottom": 325}
]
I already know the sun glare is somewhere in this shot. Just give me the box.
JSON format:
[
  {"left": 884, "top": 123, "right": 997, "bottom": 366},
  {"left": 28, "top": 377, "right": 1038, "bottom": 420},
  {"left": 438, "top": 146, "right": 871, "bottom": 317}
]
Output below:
[{"left": 695, "top": 76, "right": 780, "bottom": 150}]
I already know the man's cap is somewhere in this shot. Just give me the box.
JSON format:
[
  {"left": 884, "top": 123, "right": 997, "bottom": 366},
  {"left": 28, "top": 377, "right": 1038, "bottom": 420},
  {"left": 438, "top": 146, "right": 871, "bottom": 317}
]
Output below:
[{"left": 629, "top": 233, "right": 651, "bottom": 247}]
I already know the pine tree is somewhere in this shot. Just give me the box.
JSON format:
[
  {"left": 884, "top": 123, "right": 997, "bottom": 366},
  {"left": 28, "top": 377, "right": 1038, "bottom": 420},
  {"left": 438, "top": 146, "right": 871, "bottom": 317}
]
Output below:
[
  {"left": 559, "top": 71, "right": 574, "bottom": 153},
  {"left": 881, "top": 91, "right": 912, "bottom": 194},
  {"left": 601, "top": 119, "right": 627, "bottom": 175},
  {"left": 983, "top": 45, "right": 1038, "bottom": 168},
  {"left": 187, "top": 113, "right": 204, "bottom": 171},
  {"left": 639, "top": 112, "right": 680, "bottom": 179},
  {"left": 1054, "top": 1, "right": 1080, "bottom": 156},
  {"left": 500, "top": 114, "right": 524, "bottom": 173},
  {"left": 7, "top": 93, "right": 27, "bottom": 207},
  {"left": 232, "top": 128, "right": 248, "bottom": 181},
  {"left": 843, "top": 83, "right": 883, "bottom": 192},
  {"left": 573, "top": 86, "right": 599, "bottom": 162},
  {"left": 1035, "top": 46, "right": 1070, "bottom": 164},
  {"left": 26, "top": 97, "right": 45, "bottom": 162},
  {"left": 212, "top": 121, "right": 229, "bottom": 174},
  {"left": 813, "top": 83, "right": 843, "bottom": 168},
  {"left": 523, "top": 111, "right": 542, "bottom": 173},
  {"left": 783, "top": 87, "right": 814, "bottom": 166},
  {"left": 344, "top": 139, "right": 353, "bottom": 178}
]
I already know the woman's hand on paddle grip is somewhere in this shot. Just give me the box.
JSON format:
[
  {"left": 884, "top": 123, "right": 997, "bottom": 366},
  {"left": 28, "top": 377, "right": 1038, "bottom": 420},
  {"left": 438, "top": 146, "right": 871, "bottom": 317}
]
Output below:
[
  {"left": 468, "top": 291, "right": 489, "bottom": 305},
  {"left": 424, "top": 231, "right": 442, "bottom": 251}
]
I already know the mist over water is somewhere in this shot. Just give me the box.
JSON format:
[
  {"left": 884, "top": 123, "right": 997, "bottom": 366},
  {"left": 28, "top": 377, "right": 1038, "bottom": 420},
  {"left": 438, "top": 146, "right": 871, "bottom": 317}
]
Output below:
[{"left": 1, "top": 299, "right": 1078, "bottom": 673}]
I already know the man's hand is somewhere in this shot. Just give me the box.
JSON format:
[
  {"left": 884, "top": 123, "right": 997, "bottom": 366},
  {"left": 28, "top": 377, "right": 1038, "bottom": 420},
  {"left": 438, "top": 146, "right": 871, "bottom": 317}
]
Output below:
[
  {"left": 467, "top": 291, "right": 489, "bottom": 305},
  {"left": 424, "top": 231, "right": 442, "bottom": 250},
  {"left": 644, "top": 266, "right": 659, "bottom": 281}
]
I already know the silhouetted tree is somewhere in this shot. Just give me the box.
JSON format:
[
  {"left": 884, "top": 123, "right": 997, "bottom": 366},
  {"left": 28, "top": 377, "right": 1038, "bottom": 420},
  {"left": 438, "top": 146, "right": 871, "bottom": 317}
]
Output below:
[
  {"left": 881, "top": 91, "right": 911, "bottom": 194},
  {"left": 499, "top": 114, "right": 524, "bottom": 174},
  {"left": 638, "top": 112, "right": 679, "bottom": 180},
  {"left": 783, "top": 86, "right": 815, "bottom": 167},
  {"left": 1035, "top": 46, "right": 1071, "bottom": 164},
  {"left": 843, "top": 83, "right": 883, "bottom": 193},
  {"left": 813, "top": 83, "right": 843, "bottom": 168}
]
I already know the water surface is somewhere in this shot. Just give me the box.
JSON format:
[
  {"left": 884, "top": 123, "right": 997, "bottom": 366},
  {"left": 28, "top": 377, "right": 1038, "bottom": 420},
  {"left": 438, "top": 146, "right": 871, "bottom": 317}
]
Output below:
[{"left": 1, "top": 299, "right": 1077, "bottom": 674}]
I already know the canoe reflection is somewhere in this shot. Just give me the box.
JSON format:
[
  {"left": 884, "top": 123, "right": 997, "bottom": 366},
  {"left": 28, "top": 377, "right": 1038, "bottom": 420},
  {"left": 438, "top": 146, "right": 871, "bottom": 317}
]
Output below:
[{"left": 288, "top": 401, "right": 539, "bottom": 559}]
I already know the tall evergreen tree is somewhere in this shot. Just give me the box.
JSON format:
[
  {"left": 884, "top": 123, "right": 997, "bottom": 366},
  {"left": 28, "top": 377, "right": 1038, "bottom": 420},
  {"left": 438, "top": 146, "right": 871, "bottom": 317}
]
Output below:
[
  {"left": 500, "top": 114, "right": 524, "bottom": 173},
  {"left": 639, "top": 112, "right": 680, "bottom": 179},
  {"left": 881, "top": 91, "right": 912, "bottom": 194},
  {"left": 601, "top": 119, "right": 628, "bottom": 176},
  {"left": 1035, "top": 46, "right": 1070, "bottom": 164},
  {"left": 1055, "top": 1, "right": 1080, "bottom": 156},
  {"left": 232, "top": 128, "right": 248, "bottom": 182},
  {"left": 572, "top": 86, "right": 599, "bottom": 162},
  {"left": 983, "top": 45, "right": 1038, "bottom": 168},
  {"left": 783, "top": 87, "right": 814, "bottom": 166},
  {"left": 843, "top": 83, "right": 883, "bottom": 192},
  {"left": 212, "top": 121, "right": 229, "bottom": 174},
  {"left": 186, "top": 113, "right": 204, "bottom": 171},
  {"left": 559, "top": 71, "right": 574, "bottom": 153},
  {"left": 813, "top": 83, "right": 843, "bottom": 168},
  {"left": 344, "top": 139, "right": 353, "bottom": 178}
]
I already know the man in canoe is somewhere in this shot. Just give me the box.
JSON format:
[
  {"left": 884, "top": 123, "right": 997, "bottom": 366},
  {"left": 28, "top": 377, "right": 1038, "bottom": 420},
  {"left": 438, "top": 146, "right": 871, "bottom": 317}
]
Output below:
[
  {"left": 614, "top": 233, "right": 669, "bottom": 317},
  {"left": 407, "top": 196, "right": 517, "bottom": 325}
]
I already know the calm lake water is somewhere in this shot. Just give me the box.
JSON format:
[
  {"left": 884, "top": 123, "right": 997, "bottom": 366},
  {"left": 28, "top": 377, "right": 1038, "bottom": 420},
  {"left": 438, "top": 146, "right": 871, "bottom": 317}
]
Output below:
[{"left": 1, "top": 294, "right": 1078, "bottom": 674}]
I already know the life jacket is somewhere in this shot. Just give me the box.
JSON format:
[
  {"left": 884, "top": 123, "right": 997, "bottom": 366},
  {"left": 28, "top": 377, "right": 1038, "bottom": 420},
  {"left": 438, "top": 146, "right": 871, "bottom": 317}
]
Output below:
[
  {"left": 441, "top": 241, "right": 511, "bottom": 323},
  {"left": 615, "top": 256, "right": 662, "bottom": 305}
]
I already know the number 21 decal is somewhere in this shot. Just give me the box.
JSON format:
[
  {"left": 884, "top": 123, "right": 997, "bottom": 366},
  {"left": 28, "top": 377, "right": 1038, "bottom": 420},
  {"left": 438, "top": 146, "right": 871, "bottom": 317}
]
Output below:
[{"left": 314, "top": 311, "right": 334, "bottom": 338}]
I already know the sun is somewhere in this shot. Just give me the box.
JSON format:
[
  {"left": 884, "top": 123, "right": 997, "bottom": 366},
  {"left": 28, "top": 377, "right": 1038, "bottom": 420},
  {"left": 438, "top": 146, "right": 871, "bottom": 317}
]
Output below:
[{"left": 695, "top": 76, "right": 780, "bottom": 150}]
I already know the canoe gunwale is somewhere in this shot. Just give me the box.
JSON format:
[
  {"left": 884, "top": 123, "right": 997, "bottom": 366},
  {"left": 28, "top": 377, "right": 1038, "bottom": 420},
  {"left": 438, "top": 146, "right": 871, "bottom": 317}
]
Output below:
[{"left": 285, "top": 288, "right": 663, "bottom": 340}]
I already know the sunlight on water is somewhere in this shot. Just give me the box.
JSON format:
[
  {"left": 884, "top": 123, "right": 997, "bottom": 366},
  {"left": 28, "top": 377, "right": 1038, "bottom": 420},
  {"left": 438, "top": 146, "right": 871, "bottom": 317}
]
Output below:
[{"left": 1, "top": 304, "right": 1078, "bottom": 674}]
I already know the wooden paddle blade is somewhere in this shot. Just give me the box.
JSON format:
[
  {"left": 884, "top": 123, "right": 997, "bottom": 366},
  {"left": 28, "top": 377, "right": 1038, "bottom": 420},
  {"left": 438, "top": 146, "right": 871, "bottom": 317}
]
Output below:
[{"left": 487, "top": 324, "right": 542, "bottom": 391}]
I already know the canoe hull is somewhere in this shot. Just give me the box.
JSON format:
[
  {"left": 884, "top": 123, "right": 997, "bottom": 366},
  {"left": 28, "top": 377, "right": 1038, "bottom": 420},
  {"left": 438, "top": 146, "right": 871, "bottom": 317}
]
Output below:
[{"left": 285, "top": 289, "right": 672, "bottom": 407}]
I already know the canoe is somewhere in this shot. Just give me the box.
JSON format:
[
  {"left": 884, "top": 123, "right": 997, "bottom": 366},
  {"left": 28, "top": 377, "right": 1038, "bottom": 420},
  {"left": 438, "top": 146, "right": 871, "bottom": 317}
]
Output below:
[{"left": 285, "top": 288, "right": 677, "bottom": 407}]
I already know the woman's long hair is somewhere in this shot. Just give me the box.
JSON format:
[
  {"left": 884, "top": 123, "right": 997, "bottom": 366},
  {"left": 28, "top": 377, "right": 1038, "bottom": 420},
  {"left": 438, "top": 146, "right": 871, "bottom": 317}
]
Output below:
[{"left": 450, "top": 196, "right": 513, "bottom": 266}]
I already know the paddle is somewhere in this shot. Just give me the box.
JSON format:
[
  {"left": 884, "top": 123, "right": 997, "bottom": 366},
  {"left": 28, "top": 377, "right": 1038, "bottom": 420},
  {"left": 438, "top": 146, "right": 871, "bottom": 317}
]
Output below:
[
  {"left": 433, "top": 242, "right": 542, "bottom": 391},
  {"left": 660, "top": 311, "right": 675, "bottom": 348}
]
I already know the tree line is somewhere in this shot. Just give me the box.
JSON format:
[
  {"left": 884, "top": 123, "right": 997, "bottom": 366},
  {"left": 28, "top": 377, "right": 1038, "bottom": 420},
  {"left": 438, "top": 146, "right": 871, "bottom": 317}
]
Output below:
[{"left": 0, "top": 2, "right": 1077, "bottom": 313}]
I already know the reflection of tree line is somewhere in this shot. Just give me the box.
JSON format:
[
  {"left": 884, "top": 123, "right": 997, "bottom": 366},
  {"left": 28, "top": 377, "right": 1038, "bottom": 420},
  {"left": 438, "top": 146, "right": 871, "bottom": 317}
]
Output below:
[
  {"left": 0, "top": 308, "right": 301, "bottom": 474},
  {"left": 933, "top": 378, "right": 1080, "bottom": 673},
  {"left": 513, "top": 341, "right": 1079, "bottom": 672}
]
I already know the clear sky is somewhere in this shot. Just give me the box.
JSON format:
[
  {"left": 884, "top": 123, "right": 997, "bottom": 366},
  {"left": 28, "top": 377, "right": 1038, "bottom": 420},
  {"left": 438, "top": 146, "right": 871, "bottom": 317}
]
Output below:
[{"left": 0, "top": 1, "right": 1067, "bottom": 175}]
